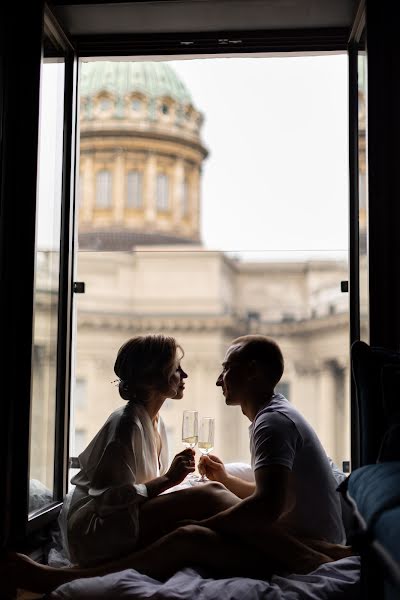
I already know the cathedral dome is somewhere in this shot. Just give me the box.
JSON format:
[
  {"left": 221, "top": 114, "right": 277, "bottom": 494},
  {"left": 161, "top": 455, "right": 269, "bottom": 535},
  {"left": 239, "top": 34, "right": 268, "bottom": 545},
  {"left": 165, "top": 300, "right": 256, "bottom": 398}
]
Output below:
[
  {"left": 81, "top": 61, "right": 192, "bottom": 106},
  {"left": 78, "top": 61, "right": 207, "bottom": 250},
  {"left": 79, "top": 61, "right": 202, "bottom": 132}
]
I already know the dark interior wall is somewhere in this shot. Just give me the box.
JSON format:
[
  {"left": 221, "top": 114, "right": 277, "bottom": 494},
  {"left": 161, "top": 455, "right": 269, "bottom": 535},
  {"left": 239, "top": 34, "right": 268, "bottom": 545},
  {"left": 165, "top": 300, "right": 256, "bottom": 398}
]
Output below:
[
  {"left": 0, "top": 0, "right": 44, "bottom": 547},
  {"left": 367, "top": 0, "right": 400, "bottom": 351}
]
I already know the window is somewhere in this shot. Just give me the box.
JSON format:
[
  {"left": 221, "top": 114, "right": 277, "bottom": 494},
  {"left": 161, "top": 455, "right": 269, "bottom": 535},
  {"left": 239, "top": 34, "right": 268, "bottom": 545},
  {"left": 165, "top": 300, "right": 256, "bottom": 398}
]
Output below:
[
  {"left": 99, "top": 98, "right": 112, "bottom": 112},
  {"left": 29, "top": 54, "right": 66, "bottom": 507},
  {"left": 126, "top": 170, "right": 143, "bottom": 209},
  {"left": 156, "top": 173, "right": 169, "bottom": 211},
  {"left": 74, "top": 56, "right": 349, "bottom": 472},
  {"left": 96, "top": 169, "right": 112, "bottom": 208},
  {"left": 247, "top": 311, "right": 260, "bottom": 321},
  {"left": 74, "top": 377, "right": 87, "bottom": 409},
  {"left": 131, "top": 98, "right": 142, "bottom": 112},
  {"left": 74, "top": 429, "right": 87, "bottom": 456},
  {"left": 182, "top": 178, "right": 190, "bottom": 216}
]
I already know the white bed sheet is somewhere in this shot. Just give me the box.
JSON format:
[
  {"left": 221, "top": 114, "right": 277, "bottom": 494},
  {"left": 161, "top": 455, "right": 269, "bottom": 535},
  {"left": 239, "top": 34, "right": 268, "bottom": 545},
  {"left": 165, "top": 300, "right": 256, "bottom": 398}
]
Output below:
[{"left": 50, "top": 556, "right": 360, "bottom": 600}]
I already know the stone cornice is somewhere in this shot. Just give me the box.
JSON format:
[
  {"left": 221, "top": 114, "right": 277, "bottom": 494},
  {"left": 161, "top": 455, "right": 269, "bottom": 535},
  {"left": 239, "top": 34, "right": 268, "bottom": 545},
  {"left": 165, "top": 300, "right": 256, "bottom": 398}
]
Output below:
[
  {"left": 80, "top": 129, "right": 208, "bottom": 159},
  {"left": 76, "top": 309, "right": 348, "bottom": 336}
]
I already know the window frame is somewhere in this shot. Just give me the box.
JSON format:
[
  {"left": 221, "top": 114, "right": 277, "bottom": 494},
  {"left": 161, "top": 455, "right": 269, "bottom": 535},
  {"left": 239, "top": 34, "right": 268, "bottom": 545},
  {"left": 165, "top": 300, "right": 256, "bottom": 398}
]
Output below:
[
  {"left": 0, "top": 3, "right": 78, "bottom": 543},
  {"left": 1, "top": 1, "right": 365, "bottom": 547},
  {"left": 348, "top": 0, "right": 366, "bottom": 471},
  {"left": 30, "top": 8, "right": 78, "bottom": 534}
]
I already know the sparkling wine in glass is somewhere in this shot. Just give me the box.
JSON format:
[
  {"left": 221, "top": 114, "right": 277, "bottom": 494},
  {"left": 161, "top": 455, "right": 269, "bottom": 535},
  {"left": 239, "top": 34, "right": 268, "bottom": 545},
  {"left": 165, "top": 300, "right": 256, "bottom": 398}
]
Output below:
[
  {"left": 198, "top": 417, "right": 215, "bottom": 481},
  {"left": 182, "top": 410, "right": 198, "bottom": 449}
]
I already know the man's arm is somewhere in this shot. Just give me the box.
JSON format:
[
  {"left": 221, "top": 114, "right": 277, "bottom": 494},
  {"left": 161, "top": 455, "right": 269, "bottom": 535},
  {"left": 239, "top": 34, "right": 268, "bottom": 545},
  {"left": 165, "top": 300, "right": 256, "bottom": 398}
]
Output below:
[
  {"left": 197, "top": 464, "right": 295, "bottom": 536},
  {"left": 198, "top": 454, "right": 255, "bottom": 499}
]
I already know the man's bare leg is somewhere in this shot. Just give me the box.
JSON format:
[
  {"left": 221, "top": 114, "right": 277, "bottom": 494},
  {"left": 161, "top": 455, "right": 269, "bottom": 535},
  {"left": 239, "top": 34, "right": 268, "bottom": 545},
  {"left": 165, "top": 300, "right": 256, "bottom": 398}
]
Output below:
[{"left": 215, "top": 515, "right": 352, "bottom": 571}]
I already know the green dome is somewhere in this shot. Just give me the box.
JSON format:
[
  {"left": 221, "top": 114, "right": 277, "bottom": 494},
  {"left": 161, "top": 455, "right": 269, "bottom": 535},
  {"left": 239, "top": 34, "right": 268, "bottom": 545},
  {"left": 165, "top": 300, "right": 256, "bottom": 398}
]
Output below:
[{"left": 80, "top": 61, "right": 192, "bottom": 105}]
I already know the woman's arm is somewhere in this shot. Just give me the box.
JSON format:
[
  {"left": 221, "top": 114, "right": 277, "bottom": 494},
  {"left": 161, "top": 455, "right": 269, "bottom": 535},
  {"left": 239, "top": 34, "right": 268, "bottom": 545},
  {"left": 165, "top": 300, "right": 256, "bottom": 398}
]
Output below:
[{"left": 145, "top": 448, "right": 195, "bottom": 498}]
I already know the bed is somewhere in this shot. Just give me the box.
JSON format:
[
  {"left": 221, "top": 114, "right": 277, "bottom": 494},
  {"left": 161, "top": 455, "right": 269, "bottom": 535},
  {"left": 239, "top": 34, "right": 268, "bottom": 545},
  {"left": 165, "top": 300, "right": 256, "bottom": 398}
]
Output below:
[
  {"left": 47, "top": 463, "right": 360, "bottom": 599},
  {"left": 49, "top": 557, "right": 360, "bottom": 599}
]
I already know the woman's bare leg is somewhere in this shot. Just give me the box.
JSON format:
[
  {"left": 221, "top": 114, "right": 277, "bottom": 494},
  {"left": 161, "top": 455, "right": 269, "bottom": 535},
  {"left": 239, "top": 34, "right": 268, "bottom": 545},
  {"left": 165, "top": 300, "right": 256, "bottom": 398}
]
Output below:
[
  {"left": 138, "top": 481, "right": 240, "bottom": 546},
  {"left": 6, "top": 524, "right": 336, "bottom": 594},
  {"left": 6, "top": 526, "right": 276, "bottom": 593}
]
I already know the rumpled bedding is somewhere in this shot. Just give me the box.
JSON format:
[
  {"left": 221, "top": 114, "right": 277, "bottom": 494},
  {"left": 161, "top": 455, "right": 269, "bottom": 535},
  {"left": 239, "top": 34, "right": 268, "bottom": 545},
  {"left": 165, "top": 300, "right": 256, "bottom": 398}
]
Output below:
[
  {"left": 50, "top": 556, "right": 360, "bottom": 599},
  {"left": 49, "top": 462, "right": 360, "bottom": 599}
]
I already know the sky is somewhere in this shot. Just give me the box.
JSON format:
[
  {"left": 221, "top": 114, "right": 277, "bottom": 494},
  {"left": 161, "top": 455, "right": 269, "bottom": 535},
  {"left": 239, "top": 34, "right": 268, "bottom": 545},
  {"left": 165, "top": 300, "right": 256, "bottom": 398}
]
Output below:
[
  {"left": 170, "top": 54, "right": 349, "bottom": 261},
  {"left": 37, "top": 54, "right": 349, "bottom": 262}
]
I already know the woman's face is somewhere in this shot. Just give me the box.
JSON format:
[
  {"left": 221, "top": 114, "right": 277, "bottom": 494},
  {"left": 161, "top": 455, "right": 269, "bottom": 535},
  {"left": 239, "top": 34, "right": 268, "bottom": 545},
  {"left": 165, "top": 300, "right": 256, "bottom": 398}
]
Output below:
[{"left": 167, "top": 360, "right": 188, "bottom": 399}]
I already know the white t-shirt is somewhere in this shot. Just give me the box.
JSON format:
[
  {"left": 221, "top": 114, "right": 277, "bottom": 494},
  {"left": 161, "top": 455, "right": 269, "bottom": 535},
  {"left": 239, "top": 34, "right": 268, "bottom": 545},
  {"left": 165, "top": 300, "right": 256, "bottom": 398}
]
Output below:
[{"left": 249, "top": 394, "right": 344, "bottom": 544}]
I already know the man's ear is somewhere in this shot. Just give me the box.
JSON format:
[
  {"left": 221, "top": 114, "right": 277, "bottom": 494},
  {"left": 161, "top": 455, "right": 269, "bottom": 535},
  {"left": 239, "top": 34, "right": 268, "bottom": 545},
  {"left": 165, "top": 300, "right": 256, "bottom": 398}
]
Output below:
[{"left": 247, "top": 359, "right": 259, "bottom": 380}]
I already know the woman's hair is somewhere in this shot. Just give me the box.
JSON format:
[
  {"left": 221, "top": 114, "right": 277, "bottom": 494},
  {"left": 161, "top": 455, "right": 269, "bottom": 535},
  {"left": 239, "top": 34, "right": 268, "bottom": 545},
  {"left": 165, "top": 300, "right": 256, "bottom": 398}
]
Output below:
[{"left": 114, "top": 334, "right": 183, "bottom": 403}]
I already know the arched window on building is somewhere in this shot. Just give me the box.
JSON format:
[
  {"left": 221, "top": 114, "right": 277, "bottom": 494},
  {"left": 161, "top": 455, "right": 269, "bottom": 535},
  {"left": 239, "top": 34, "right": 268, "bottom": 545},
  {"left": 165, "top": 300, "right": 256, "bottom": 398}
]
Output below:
[
  {"left": 96, "top": 169, "right": 112, "bottom": 208},
  {"left": 156, "top": 173, "right": 169, "bottom": 211},
  {"left": 182, "top": 177, "right": 190, "bottom": 216},
  {"left": 126, "top": 170, "right": 143, "bottom": 209}
]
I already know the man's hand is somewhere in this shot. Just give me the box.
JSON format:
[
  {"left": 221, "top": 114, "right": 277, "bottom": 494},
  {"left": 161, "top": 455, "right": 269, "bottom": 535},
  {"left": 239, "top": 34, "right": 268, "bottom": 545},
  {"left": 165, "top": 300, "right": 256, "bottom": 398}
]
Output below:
[
  {"left": 198, "top": 454, "right": 228, "bottom": 484},
  {"left": 165, "top": 448, "right": 195, "bottom": 485}
]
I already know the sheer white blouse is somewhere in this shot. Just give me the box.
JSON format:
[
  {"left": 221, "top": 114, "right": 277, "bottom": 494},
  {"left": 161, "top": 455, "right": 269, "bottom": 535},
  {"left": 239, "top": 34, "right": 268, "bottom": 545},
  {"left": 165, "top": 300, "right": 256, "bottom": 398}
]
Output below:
[{"left": 67, "top": 404, "right": 169, "bottom": 566}]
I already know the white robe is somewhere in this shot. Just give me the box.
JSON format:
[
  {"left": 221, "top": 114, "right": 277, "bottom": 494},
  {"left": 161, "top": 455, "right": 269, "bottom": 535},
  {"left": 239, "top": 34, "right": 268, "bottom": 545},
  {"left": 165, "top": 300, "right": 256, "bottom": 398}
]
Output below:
[{"left": 67, "top": 404, "right": 169, "bottom": 567}]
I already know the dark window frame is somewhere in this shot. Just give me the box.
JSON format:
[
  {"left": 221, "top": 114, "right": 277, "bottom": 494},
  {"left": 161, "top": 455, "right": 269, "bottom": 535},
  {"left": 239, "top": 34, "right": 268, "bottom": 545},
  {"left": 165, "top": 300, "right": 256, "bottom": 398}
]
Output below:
[
  {"left": 1, "top": 1, "right": 365, "bottom": 547},
  {"left": 348, "top": 0, "right": 366, "bottom": 471},
  {"left": 0, "top": 3, "right": 78, "bottom": 545}
]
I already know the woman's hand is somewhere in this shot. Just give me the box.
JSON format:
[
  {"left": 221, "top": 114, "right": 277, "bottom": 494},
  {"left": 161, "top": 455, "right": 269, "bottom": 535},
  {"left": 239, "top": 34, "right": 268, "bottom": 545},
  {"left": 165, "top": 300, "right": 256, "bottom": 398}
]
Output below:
[
  {"left": 165, "top": 448, "right": 195, "bottom": 486},
  {"left": 198, "top": 454, "right": 228, "bottom": 484}
]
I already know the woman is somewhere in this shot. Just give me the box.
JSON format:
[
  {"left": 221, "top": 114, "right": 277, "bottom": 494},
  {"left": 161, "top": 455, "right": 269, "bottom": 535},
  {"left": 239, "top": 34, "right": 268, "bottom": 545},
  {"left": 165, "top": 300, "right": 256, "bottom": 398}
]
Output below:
[{"left": 65, "top": 334, "right": 239, "bottom": 569}]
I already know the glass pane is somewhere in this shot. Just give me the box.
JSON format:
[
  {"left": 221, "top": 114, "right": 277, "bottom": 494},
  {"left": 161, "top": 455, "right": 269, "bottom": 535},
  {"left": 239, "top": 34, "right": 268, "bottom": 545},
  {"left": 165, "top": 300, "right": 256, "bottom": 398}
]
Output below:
[
  {"left": 73, "top": 56, "right": 349, "bottom": 484},
  {"left": 29, "top": 42, "right": 65, "bottom": 513},
  {"left": 126, "top": 171, "right": 143, "bottom": 208},
  {"left": 73, "top": 249, "right": 350, "bottom": 470},
  {"left": 358, "top": 43, "right": 368, "bottom": 341}
]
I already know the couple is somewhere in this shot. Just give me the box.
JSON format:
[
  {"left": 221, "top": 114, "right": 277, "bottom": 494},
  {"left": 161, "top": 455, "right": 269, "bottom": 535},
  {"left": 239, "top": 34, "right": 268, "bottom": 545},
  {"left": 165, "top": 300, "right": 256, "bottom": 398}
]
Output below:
[{"left": 10, "top": 333, "right": 351, "bottom": 594}]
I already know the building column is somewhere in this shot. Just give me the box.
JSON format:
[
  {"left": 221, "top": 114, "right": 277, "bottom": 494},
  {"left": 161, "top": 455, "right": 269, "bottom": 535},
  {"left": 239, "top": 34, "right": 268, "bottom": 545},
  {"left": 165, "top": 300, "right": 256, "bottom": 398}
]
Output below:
[
  {"left": 144, "top": 152, "right": 157, "bottom": 224},
  {"left": 113, "top": 151, "right": 125, "bottom": 224},
  {"left": 191, "top": 167, "right": 201, "bottom": 240},
  {"left": 81, "top": 155, "right": 95, "bottom": 223}
]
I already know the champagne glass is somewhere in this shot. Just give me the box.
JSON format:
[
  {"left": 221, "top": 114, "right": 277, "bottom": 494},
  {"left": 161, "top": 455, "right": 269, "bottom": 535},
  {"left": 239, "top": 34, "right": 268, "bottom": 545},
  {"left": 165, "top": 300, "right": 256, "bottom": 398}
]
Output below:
[
  {"left": 182, "top": 410, "right": 198, "bottom": 449},
  {"left": 198, "top": 417, "right": 215, "bottom": 481}
]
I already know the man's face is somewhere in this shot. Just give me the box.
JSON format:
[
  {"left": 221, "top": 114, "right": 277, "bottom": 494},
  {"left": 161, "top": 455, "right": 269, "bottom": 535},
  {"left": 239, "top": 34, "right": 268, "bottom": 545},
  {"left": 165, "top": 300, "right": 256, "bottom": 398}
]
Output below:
[{"left": 216, "top": 344, "right": 248, "bottom": 406}]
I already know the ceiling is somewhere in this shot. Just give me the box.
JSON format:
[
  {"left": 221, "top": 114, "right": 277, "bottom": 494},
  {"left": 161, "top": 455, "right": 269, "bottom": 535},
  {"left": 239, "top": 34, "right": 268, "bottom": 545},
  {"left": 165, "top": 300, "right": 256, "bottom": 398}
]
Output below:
[{"left": 51, "top": 0, "right": 358, "bottom": 37}]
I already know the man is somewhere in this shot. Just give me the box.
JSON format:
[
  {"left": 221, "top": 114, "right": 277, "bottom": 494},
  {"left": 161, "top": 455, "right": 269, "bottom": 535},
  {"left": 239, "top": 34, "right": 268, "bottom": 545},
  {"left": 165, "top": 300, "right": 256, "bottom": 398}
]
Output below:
[
  {"left": 198, "top": 335, "right": 345, "bottom": 546},
  {"left": 10, "top": 336, "right": 350, "bottom": 593}
]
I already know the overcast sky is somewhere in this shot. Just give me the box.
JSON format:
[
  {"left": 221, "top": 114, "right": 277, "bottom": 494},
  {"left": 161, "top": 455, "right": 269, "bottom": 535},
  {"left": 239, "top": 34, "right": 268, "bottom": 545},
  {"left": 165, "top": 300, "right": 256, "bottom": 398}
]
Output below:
[
  {"left": 37, "top": 54, "right": 348, "bottom": 262},
  {"left": 169, "top": 54, "right": 348, "bottom": 261}
]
